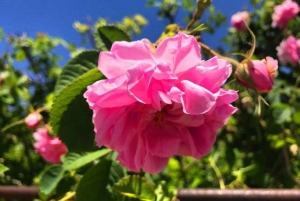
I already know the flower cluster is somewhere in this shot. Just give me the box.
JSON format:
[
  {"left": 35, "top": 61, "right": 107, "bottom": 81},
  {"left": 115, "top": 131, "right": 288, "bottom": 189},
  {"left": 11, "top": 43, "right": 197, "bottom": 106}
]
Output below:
[
  {"left": 231, "top": 11, "right": 250, "bottom": 31},
  {"left": 84, "top": 33, "right": 238, "bottom": 173},
  {"left": 277, "top": 36, "right": 300, "bottom": 65},
  {"left": 272, "top": 0, "right": 299, "bottom": 28},
  {"left": 33, "top": 127, "right": 68, "bottom": 163}
]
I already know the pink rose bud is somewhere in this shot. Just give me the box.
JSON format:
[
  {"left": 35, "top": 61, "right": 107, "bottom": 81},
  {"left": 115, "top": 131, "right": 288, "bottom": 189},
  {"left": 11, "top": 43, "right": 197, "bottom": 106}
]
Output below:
[
  {"left": 236, "top": 57, "right": 278, "bottom": 93},
  {"left": 272, "top": 0, "right": 299, "bottom": 28},
  {"left": 24, "top": 112, "right": 42, "bottom": 129},
  {"left": 231, "top": 11, "right": 250, "bottom": 31},
  {"left": 33, "top": 127, "right": 68, "bottom": 163},
  {"left": 84, "top": 32, "right": 238, "bottom": 174},
  {"left": 276, "top": 35, "right": 300, "bottom": 65}
]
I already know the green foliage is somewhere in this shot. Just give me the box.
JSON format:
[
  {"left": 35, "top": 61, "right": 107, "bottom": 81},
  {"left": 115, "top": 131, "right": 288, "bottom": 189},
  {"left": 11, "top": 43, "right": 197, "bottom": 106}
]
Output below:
[
  {"left": 0, "top": 32, "right": 71, "bottom": 186},
  {"left": 50, "top": 51, "right": 103, "bottom": 151},
  {"left": 0, "top": 164, "right": 9, "bottom": 174},
  {"left": 97, "top": 25, "right": 131, "bottom": 50},
  {"left": 113, "top": 175, "right": 156, "bottom": 201},
  {"left": 75, "top": 159, "right": 124, "bottom": 201},
  {"left": 38, "top": 149, "right": 112, "bottom": 198},
  {"left": 54, "top": 50, "right": 100, "bottom": 94},
  {"left": 62, "top": 149, "right": 111, "bottom": 171},
  {"left": 39, "top": 165, "right": 65, "bottom": 196},
  {"left": 73, "top": 14, "right": 147, "bottom": 50}
]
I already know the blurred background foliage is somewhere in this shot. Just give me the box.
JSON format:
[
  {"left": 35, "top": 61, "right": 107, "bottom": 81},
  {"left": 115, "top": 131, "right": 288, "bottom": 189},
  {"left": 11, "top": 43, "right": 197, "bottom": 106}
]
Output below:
[{"left": 1, "top": 0, "right": 300, "bottom": 200}]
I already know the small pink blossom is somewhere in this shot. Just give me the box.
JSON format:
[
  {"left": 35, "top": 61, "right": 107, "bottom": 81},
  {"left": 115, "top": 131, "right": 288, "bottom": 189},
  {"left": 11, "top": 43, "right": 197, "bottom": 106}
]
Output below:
[
  {"left": 84, "top": 33, "right": 238, "bottom": 174},
  {"left": 236, "top": 57, "right": 278, "bottom": 93},
  {"left": 231, "top": 11, "right": 250, "bottom": 31},
  {"left": 272, "top": 0, "right": 299, "bottom": 28},
  {"left": 24, "top": 112, "right": 42, "bottom": 129},
  {"left": 276, "top": 36, "right": 300, "bottom": 65},
  {"left": 33, "top": 127, "right": 68, "bottom": 163}
]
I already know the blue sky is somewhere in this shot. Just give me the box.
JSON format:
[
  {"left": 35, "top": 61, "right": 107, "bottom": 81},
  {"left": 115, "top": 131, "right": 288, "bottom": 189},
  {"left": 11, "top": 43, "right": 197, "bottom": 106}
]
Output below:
[{"left": 0, "top": 0, "right": 252, "bottom": 65}]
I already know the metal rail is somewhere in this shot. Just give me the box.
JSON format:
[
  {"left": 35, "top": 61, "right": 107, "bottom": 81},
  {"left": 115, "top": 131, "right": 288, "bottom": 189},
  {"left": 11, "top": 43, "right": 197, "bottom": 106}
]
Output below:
[
  {"left": 0, "top": 186, "right": 38, "bottom": 200},
  {"left": 1, "top": 186, "right": 300, "bottom": 200},
  {"left": 177, "top": 189, "right": 300, "bottom": 201}
]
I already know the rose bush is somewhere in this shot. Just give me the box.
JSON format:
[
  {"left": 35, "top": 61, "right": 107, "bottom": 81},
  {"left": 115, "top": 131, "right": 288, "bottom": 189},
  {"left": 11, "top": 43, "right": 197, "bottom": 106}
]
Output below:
[
  {"left": 272, "top": 0, "right": 299, "bottom": 28},
  {"left": 276, "top": 35, "right": 300, "bottom": 65}
]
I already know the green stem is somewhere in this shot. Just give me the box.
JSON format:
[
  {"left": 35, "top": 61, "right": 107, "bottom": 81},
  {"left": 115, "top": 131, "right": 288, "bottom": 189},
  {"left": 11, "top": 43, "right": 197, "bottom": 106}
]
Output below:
[
  {"left": 244, "top": 21, "right": 256, "bottom": 60},
  {"left": 209, "top": 156, "right": 225, "bottom": 189},
  {"left": 198, "top": 41, "right": 240, "bottom": 70},
  {"left": 1, "top": 119, "right": 24, "bottom": 133},
  {"left": 175, "top": 156, "right": 188, "bottom": 188}
]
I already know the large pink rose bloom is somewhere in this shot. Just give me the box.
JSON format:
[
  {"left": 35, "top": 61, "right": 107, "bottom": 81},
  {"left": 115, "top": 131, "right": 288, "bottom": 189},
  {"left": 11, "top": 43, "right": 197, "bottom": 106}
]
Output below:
[
  {"left": 277, "top": 36, "right": 300, "bottom": 65},
  {"left": 272, "top": 0, "right": 299, "bottom": 28},
  {"left": 33, "top": 127, "right": 68, "bottom": 163},
  {"left": 84, "top": 33, "right": 238, "bottom": 174},
  {"left": 231, "top": 11, "right": 250, "bottom": 31}
]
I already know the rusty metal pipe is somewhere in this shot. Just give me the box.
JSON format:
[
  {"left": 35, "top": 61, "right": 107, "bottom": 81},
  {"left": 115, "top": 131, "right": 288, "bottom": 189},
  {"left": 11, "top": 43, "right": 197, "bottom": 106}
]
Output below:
[
  {"left": 1, "top": 187, "right": 300, "bottom": 201},
  {"left": 0, "top": 186, "right": 39, "bottom": 200},
  {"left": 178, "top": 189, "right": 300, "bottom": 201}
]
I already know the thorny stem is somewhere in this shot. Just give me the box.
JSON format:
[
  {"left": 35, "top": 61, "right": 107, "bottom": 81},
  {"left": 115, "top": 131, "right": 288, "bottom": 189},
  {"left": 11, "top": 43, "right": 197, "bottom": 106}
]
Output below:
[
  {"left": 244, "top": 20, "right": 256, "bottom": 60},
  {"left": 209, "top": 156, "right": 225, "bottom": 190},
  {"left": 1, "top": 119, "right": 24, "bottom": 133},
  {"left": 35, "top": 106, "right": 51, "bottom": 113},
  {"left": 197, "top": 40, "right": 240, "bottom": 69},
  {"left": 186, "top": 19, "right": 196, "bottom": 31}
]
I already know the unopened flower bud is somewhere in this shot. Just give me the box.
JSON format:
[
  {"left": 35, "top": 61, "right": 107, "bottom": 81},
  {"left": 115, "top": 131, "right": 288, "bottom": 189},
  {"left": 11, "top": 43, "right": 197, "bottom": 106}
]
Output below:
[
  {"left": 231, "top": 11, "right": 250, "bottom": 31},
  {"left": 194, "top": 0, "right": 212, "bottom": 20},
  {"left": 24, "top": 112, "right": 42, "bottom": 129},
  {"left": 235, "top": 57, "right": 278, "bottom": 93}
]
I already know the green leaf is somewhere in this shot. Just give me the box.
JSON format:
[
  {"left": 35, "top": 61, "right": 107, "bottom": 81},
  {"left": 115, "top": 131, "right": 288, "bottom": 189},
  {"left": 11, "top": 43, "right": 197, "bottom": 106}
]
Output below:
[
  {"left": 39, "top": 165, "right": 65, "bottom": 197},
  {"left": 0, "top": 164, "right": 9, "bottom": 174},
  {"left": 50, "top": 65, "right": 104, "bottom": 151},
  {"left": 54, "top": 50, "right": 100, "bottom": 95},
  {"left": 272, "top": 104, "right": 292, "bottom": 124},
  {"left": 75, "top": 159, "right": 124, "bottom": 201},
  {"left": 62, "top": 149, "right": 111, "bottom": 171},
  {"left": 97, "top": 25, "right": 130, "bottom": 50},
  {"left": 113, "top": 175, "right": 156, "bottom": 201},
  {"left": 51, "top": 93, "right": 97, "bottom": 151},
  {"left": 293, "top": 112, "right": 300, "bottom": 125}
]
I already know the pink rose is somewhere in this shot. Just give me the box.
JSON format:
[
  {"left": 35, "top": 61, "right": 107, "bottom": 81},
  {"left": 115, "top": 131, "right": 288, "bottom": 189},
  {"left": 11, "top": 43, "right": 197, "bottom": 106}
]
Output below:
[
  {"left": 272, "top": 0, "right": 299, "bottom": 28},
  {"left": 84, "top": 33, "right": 238, "bottom": 174},
  {"left": 276, "top": 36, "right": 300, "bottom": 65},
  {"left": 236, "top": 57, "right": 278, "bottom": 93},
  {"left": 231, "top": 11, "right": 250, "bottom": 31},
  {"left": 24, "top": 112, "right": 42, "bottom": 129},
  {"left": 33, "top": 127, "right": 68, "bottom": 163}
]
